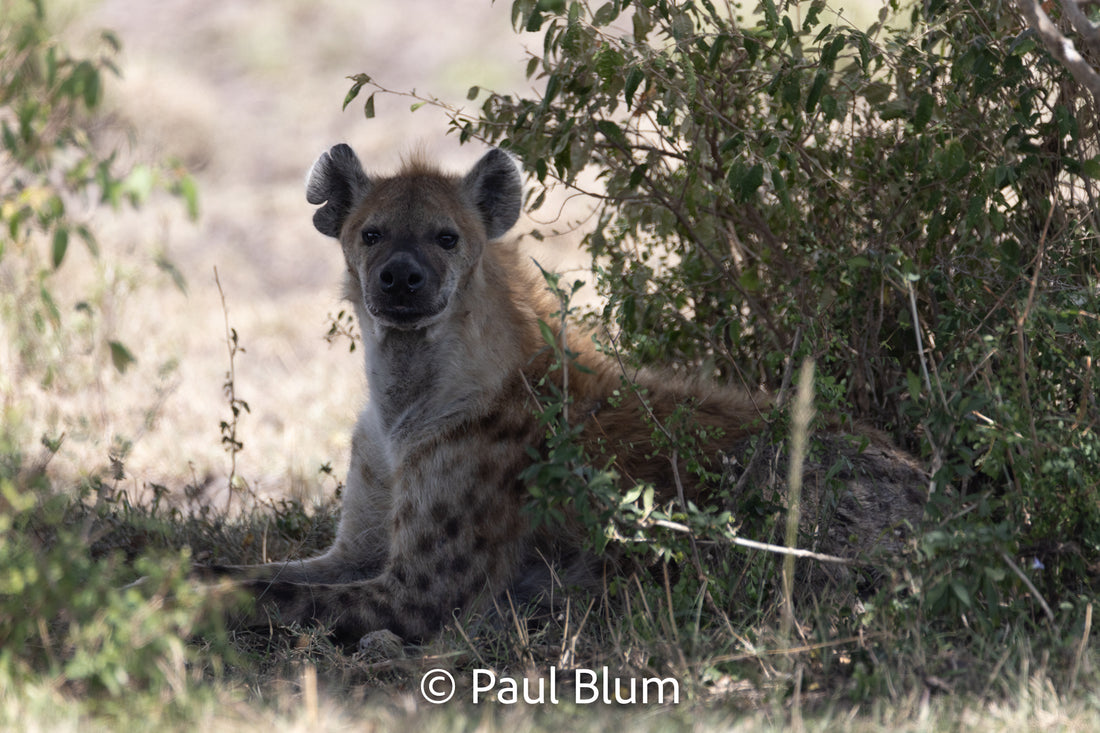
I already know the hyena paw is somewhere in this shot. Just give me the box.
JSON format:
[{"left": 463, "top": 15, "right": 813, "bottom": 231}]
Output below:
[{"left": 357, "top": 629, "right": 404, "bottom": 660}]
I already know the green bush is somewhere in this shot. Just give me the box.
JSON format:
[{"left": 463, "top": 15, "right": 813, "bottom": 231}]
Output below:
[
  {"left": 1, "top": 0, "right": 197, "bottom": 376},
  {"left": 0, "top": 0, "right": 215, "bottom": 713},
  {"left": 352, "top": 0, "right": 1100, "bottom": 631}
]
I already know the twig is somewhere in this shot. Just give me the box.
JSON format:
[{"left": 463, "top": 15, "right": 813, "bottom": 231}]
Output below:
[
  {"left": 907, "top": 278, "right": 947, "bottom": 495},
  {"left": 732, "top": 536, "right": 858, "bottom": 565},
  {"left": 906, "top": 279, "right": 936, "bottom": 404},
  {"left": 999, "top": 550, "right": 1055, "bottom": 624},
  {"left": 1059, "top": 0, "right": 1100, "bottom": 56},
  {"left": 214, "top": 267, "right": 250, "bottom": 512},
  {"left": 1016, "top": 0, "right": 1100, "bottom": 102},
  {"left": 1014, "top": 204, "right": 1054, "bottom": 447},
  {"left": 635, "top": 515, "right": 858, "bottom": 565}
]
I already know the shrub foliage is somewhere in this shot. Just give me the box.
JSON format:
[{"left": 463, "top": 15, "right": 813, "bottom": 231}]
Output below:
[
  {"left": 350, "top": 0, "right": 1100, "bottom": 625},
  {"left": 1, "top": 0, "right": 210, "bottom": 708}
]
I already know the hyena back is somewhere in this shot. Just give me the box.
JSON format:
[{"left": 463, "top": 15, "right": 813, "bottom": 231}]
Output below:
[{"left": 220, "top": 144, "right": 927, "bottom": 643}]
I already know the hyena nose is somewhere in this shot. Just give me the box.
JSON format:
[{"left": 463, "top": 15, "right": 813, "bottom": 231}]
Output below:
[{"left": 379, "top": 253, "right": 425, "bottom": 295}]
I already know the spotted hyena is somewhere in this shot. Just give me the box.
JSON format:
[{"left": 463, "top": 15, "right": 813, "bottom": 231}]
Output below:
[{"left": 214, "top": 144, "right": 927, "bottom": 643}]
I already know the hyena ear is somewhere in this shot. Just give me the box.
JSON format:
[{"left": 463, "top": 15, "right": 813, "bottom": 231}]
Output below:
[
  {"left": 462, "top": 148, "right": 522, "bottom": 241},
  {"left": 305, "top": 144, "right": 372, "bottom": 239}
]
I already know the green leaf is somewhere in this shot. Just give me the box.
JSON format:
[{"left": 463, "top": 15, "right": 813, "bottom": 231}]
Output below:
[
  {"left": 78, "top": 61, "right": 102, "bottom": 109},
  {"left": 913, "top": 92, "right": 934, "bottom": 131},
  {"left": 1080, "top": 156, "right": 1100, "bottom": 179},
  {"left": 343, "top": 75, "right": 369, "bottom": 110},
  {"left": 525, "top": 8, "right": 544, "bottom": 32},
  {"left": 467, "top": 85, "right": 480, "bottom": 101},
  {"left": 878, "top": 99, "right": 909, "bottom": 121},
  {"left": 760, "top": 0, "right": 779, "bottom": 27},
  {"left": 624, "top": 66, "right": 645, "bottom": 107},
  {"left": 805, "top": 69, "right": 827, "bottom": 113},
  {"left": 155, "top": 252, "right": 188, "bottom": 294},
  {"left": 669, "top": 9, "right": 693, "bottom": 40},
  {"left": 364, "top": 93, "right": 376, "bottom": 119},
  {"left": 632, "top": 6, "right": 652, "bottom": 42},
  {"left": 109, "top": 341, "right": 136, "bottom": 373},
  {"left": 596, "top": 119, "right": 626, "bottom": 147},
  {"left": 124, "top": 164, "right": 155, "bottom": 205},
  {"left": 177, "top": 173, "right": 200, "bottom": 221},
  {"left": 739, "top": 162, "right": 765, "bottom": 201},
  {"left": 819, "top": 35, "right": 844, "bottom": 70},
  {"left": 950, "top": 580, "right": 972, "bottom": 608},
  {"left": 529, "top": 188, "right": 547, "bottom": 212},
  {"left": 906, "top": 370, "right": 921, "bottom": 401},
  {"left": 51, "top": 227, "right": 69, "bottom": 269},
  {"left": 596, "top": 47, "right": 624, "bottom": 82},
  {"left": 593, "top": 1, "right": 617, "bottom": 26},
  {"left": 538, "top": 320, "right": 557, "bottom": 348},
  {"left": 39, "top": 285, "right": 60, "bottom": 328}
]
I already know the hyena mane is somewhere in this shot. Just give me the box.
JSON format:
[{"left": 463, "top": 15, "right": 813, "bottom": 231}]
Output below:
[{"left": 208, "top": 144, "right": 927, "bottom": 645}]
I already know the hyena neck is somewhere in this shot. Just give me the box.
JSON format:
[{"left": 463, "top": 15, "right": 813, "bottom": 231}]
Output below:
[{"left": 359, "top": 259, "right": 544, "bottom": 437}]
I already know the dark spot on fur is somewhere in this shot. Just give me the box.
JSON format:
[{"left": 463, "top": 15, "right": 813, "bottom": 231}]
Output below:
[
  {"left": 403, "top": 602, "right": 445, "bottom": 633},
  {"left": 414, "top": 572, "right": 432, "bottom": 593},
  {"left": 443, "top": 516, "right": 461, "bottom": 538},
  {"left": 431, "top": 503, "right": 451, "bottom": 523},
  {"left": 416, "top": 532, "right": 438, "bottom": 554},
  {"left": 335, "top": 589, "right": 357, "bottom": 610}
]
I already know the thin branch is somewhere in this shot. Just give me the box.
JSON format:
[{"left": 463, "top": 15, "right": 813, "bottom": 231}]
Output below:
[
  {"left": 1059, "top": 0, "right": 1100, "bottom": 56},
  {"left": 1000, "top": 550, "right": 1055, "bottom": 624},
  {"left": 732, "top": 536, "right": 858, "bottom": 565},
  {"left": 1016, "top": 0, "right": 1100, "bottom": 102},
  {"left": 629, "top": 516, "right": 859, "bottom": 565}
]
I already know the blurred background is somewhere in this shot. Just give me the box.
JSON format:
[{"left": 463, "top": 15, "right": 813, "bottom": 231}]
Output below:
[{"left": 29, "top": 0, "right": 580, "bottom": 505}]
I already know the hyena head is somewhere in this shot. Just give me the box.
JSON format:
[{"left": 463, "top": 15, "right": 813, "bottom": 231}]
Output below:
[{"left": 305, "top": 144, "right": 522, "bottom": 331}]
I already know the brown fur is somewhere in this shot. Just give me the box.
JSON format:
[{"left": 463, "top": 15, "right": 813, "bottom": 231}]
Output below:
[{"left": 214, "top": 145, "right": 927, "bottom": 643}]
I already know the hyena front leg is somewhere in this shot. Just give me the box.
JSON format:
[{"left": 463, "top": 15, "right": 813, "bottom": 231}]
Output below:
[
  {"left": 238, "top": 414, "right": 533, "bottom": 642},
  {"left": 199, "top": 436, "right": 394, "bottom": 586}
]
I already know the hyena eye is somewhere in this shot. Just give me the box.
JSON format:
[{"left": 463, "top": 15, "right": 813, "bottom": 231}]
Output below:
[
  {"left": 361, "top": 229, "right": 382, "bottom": 246},
  {"left": 436, "top": 232, "right": 459, "bottom": 250}
]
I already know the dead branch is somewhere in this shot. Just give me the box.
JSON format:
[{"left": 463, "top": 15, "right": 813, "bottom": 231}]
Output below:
[{"left": 1016, "top": 0, "right": 1100, "bottom": 101}]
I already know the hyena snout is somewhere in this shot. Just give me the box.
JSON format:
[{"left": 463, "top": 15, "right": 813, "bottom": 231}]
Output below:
[
  {"left": 379, "top": 252, "right": 425, "bottom": 295},
  {"left": 368, "top": 250, "right": 444, "bottom": 326}
]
